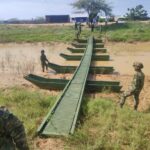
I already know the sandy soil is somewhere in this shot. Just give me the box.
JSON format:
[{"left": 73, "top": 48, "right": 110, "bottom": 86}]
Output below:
[
  {"left": 0, "top": 41, "right": 150, "bottom": 150},
  {"left": 0, "top": 42, "right": 70, "bottom": 89},
  {"left": 35, "top": 138, "right": 64, "bottom": 150},
  {"left": 0, "top": 41, "right": 150, "bottom": 107},
  {"left": 106, "top": 41, "right": 150, "bottom": 75}
]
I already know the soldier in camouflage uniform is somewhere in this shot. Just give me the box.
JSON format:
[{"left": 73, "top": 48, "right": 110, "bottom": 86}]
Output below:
[
  {"left": 120, "top": 62, "right": 145, "bottom": 110},
  {"left": 40, "top": 49, "right": 49, "bottom": 72},
  {"left": 78, "top": 22, "right": 82, "bottom": 34},
  {"left": 0, "top": 106, "right": 29, "bottom": 150},
  {"left": 74, "top": 21, "right": 78, "bottom": 30},
  {"left": 91, "top": 23, "right": 95, "bottom": 32},
  {"left": 75, "top": 29, "right": 80, "bottom": 40},
  {"left": 75, "top": 22, "right": 82, "bottom": 40}
]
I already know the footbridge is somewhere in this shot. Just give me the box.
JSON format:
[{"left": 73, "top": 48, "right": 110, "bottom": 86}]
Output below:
[{"left": 37, "top": 36, "right": 94, "bottom": 136}]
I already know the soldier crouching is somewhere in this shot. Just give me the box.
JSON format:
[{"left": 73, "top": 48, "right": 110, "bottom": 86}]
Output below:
[
  {"left": 120, "top": 62, "right": 145, "bottom": 110},
  {"left": 0, "top": 106, "right": 29, "bottom": 150}
]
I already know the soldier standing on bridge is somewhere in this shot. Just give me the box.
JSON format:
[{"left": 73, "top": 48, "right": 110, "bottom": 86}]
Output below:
[
  {"left": 0, "top": 106, "right": 29, "bottom": 150},
  {"left": 40, "top": 49, "right": 49, "bottom": 72},
  {"left": 75, "top": 22, "right": 82, "bottom": 40},
  {"left": 78, "top": 22, "right": 82, "bottom": 34},
  {"left": 74, "top": 21, "right": 78, "bottom": 30},
  {"left": 75, "top": 29, "right": 80, "bottom": 40},
  {"left": 119, "top": 62, "right": 145, "bottom": 110},
  {"left": 91, "top": 23, "right": 95, "bottom": 32}
]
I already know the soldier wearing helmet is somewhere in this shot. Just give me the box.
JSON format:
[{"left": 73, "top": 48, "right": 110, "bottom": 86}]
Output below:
[
  {"left": 75, "top": 29, "right": 80, "bottom": 40},
  {"left": 75, "top": 22, "right": 82, "bottom": 40},
  {"left": 0, "top": 106, "right": 29, "bottom": 150},
  {"left": 74, "top": 21, "right": 78, "bottom": 30},
  {"left": 40, "top": 49, "right": 49, "bottom": 72},
  {"left": 120, "top": 62, "right": 145, "bottom": 110},
  {"left": 78, "top": 22, "right": 82, "bottom": 34},
  {"left": 91, "top": 23, "right": 95, "bottom": 32}
]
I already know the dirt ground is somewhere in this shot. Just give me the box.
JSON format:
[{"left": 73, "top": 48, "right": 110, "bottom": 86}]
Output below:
[
  {"left": 35, "top": 138, "right": 65, "bottom": 150},
  {"left": 0, "top": 41, "right": 150, "bottom": 150},
  {"left": 0, "top": 41, "right": 150, "bottom": 109}
]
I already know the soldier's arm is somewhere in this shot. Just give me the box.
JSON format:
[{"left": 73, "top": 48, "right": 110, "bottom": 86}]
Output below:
[
  {"left": 140, "top": 73, "right": 145, "bottom": 90},
  {"left": 6, "top": 115, "right": 29, "bottom": 150},
  {"left": 40, "top": 55, "right": 43, "bottom": 61},
  {"left": 131, "top": 74, "right": 138, "bottom": 91},
  {"left": 44, "top": 55, "right": 49, "bottom": 62}
]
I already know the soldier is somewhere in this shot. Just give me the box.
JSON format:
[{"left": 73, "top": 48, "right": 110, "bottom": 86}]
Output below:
[
  {"left": 91, "top": 23, "right": 95, "bottom": 32},
  {"left": 75, "top": 29, "right": 80, "bottom": 40},
  {"left": 40, "top": 49, "right": 49, "bottom": 72},
  {"left": 120, "top": 62, "right": 145, "bottom": 110},
  {"left": 0, "top": 106, "right": 29, "bottom": 150},
  {"left": 74, "top": 21, "right": 78, "bottom": 30},
  {"left": 75, "top": 22, "right": 82, "bottom": 40},
  {"left": 78, "top": 22, "right": 82, "bottom": 34}
]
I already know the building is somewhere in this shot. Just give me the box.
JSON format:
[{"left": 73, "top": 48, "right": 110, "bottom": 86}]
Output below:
[
  {"left": 70, "top": 14, "right": 88, "bottom": 23},
  {"left": 71, "top": 17, "right": 88, "bottom": 23},
  {"left": 45, "top": 15, "right": 70, "bottom": 23}
]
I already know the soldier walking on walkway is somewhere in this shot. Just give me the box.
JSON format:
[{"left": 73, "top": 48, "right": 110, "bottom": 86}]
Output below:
[
  {"left": 74, "top": 21, "right": 78, "bottom": 30},
  {"left": 75, "top": 22, "right": 82, "bottom": 40},
  {"left": 78, "top": 22, "right": 82, "bottom": 34},
  {"left": 120, "top": 62, "right": 145, "bottom": 110},
  {"left": 75, "top": 29, "right": 80, "bottom": 40},
  {"left": 40, "top": 49, "right": 49, "bottom": 72},
  {"left": 91, "top": 23, "right": 95, "bottom": 32},
  {"left": 0, "top": 106, "right": 29, "bottom": 150}
]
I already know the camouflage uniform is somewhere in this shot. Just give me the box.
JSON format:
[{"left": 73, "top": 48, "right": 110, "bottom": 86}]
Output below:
[
  {"left": 75, "top": 23, "right": 81, "bottom": 40},
  {"left": 75, "top": 30, "right": 80, "bottom": 40},
  {"left": 78, "top": 23, "right": 81, "bottom": 34},
  {"left": 0, "top": 106, "right": 29, "bottom": 150},
  {"left": 74, "top": 22, "right": 78, "bottom": 30},
  {"left": 91, "top": 23, "right": 94, "bottom": 32},
  {"left": 40, "top": 50, "right": 49, "bottom": 72},
  {"left": 120, "top": 62, "right": 145, "bottom": 110}
]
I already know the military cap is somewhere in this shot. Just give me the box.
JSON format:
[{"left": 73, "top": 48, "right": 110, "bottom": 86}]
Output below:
[
  {"left": 41, "top": 49, "right": 45, "bottom": 53},
  {"left": 133, "top": 62, "right": 144, "bottom": 69}
]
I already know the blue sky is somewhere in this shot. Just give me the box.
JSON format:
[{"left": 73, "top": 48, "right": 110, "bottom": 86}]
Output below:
[{"left": 0, "top": 0, "right": 149, "bottom": 19}]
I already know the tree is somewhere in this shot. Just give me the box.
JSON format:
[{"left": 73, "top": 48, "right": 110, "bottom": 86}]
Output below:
[
  {"left": 7, "top": 18, "right": 20, "bottom": 24},
  {"left": 34, "top": 17, "right": 45, "bottom": 23},
  {"left": 125, "top": 5, "right": 148, "bottom": 20},
  {"left": 71, "top": 0, "right": 112, "bottom": 24}
]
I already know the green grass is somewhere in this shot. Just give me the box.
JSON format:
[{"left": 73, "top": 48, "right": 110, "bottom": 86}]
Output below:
[
  {"left": 0, "top": 25, "right": 75, "bottom": 43},
  {"left": 0, "top": 21, "right": 149, "bottom": 43},
  {"left": 0, "top": 87, "right": 57, "bottom": 149},
  {"left": 97, "top": 21, "right": 150, "bottom": 42},
  {"left": 65, "top": 97, "right": 150, "bottom": 150},
  {"left": 0, "top": 87, "right": 150, "bottom": 149}
]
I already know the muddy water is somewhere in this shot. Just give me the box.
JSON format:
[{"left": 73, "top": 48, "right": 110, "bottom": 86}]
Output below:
[
  {"left": 111, "top": 53, "right": 150, "bottom": 75},
  {"left": 0, "top": 42, "right": 150, "bottom": 113},
  {"left": 0, "top": 42, "right": 71, "bottom": 88},
  {"left": 0, "top": 42, "right": 83, "bottom": 88},
  {"left": 0, "top": 42, "right": 150, "bottom": 88},
  {"left": 106, "top": 41, "right": 150, "bottom": 75},
  {"left": 94, "top": 52, "right": 150, "bottom": 75},
  {"left": 106, "top": 42, "right": 150, "bottom": 54},
  {"left": 0, "top": 42, "right": 149, "bottom": 75},
  {"left": 0, "top": 42, "right": 71, "bottom": 71}
]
